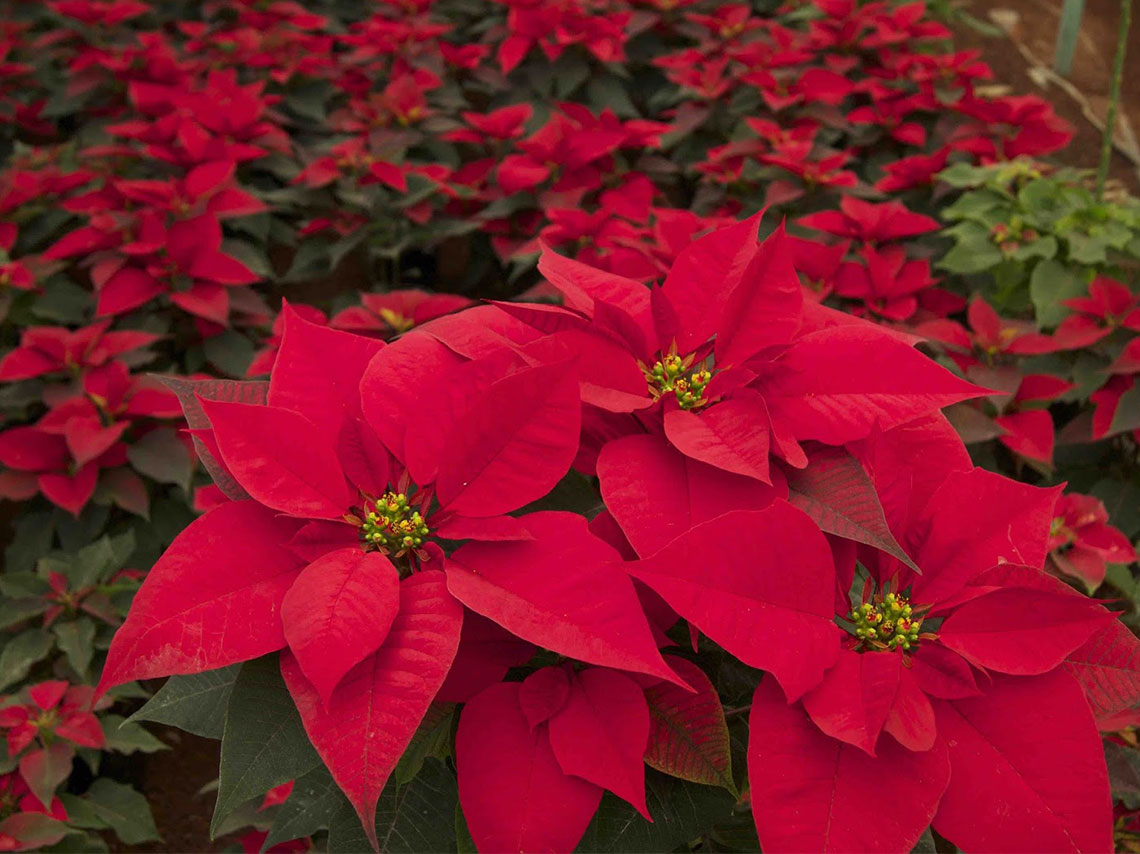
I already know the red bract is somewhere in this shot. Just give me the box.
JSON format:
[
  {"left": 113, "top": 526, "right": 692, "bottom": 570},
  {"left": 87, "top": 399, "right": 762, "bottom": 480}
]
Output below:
[
  {"left": 0, "top": 320, "right": 158, "bottom": 382},
  {"left": 329, "top": 289, "right": 473, "bottom": 337},
  {"left": 98, "top": 308, "right": 682, "bottom": 847},
  {"left": 742, "top": 452, "right": 1121, "bottom": 852},
  {"left": 496, "top": 216, "right": 981, "bottom": 500},
  {"left": 1048, "top": 492, "right": 1137, "bottom": 589},
  {"left": 797, "top": 197, "right": 940, "bottom": 245}
]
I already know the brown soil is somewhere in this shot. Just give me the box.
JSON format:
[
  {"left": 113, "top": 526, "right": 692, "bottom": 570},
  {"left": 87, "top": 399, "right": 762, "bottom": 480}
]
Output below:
[
  {"left": 950, "top": 0, "right": 1140, "bottom": 193},
  {"left": 109, "top": 728, "right": 235, "bottom": 854}
]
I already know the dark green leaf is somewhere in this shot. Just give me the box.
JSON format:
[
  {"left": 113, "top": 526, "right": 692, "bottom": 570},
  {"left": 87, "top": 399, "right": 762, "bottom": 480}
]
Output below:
[
  {"left": 129, "top": 665, "right": 241, "bottom": 739},
  {"left": 53, "top": 618, "right": 95, "bottom": 679},
  {"left": 212, "top": 657, "right": 321, "bottom": 836},
  {"left": 575, "top": 772, "right": 736, "bottom": 853},
  {"left": 127, "top": 429, "right": 195, "bottom": 493},
  {"left": 0, "top": 629, "right": 55, "bottom": 690},
  {"left": 101, "top": 715, "right": 168, "bottom": 755},
  {"left": 263, "top": 765, "right": 343, "bottom": 850},
  {"left": 85, "top": 779, "right": 161, "bottom": 845},
  {"left": 1029, "top": 259, "right": 1086, "bottom": 327},
  {"left": 328, "top": 758, "right": 458, "bottom": 854}
]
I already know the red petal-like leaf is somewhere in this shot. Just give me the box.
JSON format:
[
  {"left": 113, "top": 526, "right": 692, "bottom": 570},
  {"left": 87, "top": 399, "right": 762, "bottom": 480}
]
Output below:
[
  {"left": 201, "top": 398, "right": 352, "bottom": 519},
  {"left": 98, "top": 501, "right": 304, "bottom": 694},
  {"left": 802, "top": 648, "right": 901, "bottom": 756},
  {"left": 786, "top": 445, "right": 919, "bottom": 572},
  {"left": 644, "top": 656, "right": 735, "bottom": 792},
  {"left": 445, "top": 512, "right": 684, "bottom": 687},
  {"left": 436, "top": 360, "right": 580, "bottom": 517},
  {"left": 268, "top": 305, "right": 385, "bottom": 442},
  {"left": 281, "top": 570, "right": 462, "bottom": 851},
  {"left": 663, "top": 396, "right": 771, "bottom": 482},
  {"left": 714, "top": 221, "right": 802, "bottom": 365},
  {"left": 281, "top": 548, "right": 401, "bottom": 707},
  {"left": 912, "top": 469, "right": 1062, "bottom": 605},
  {"left": 763, "top": 325, "right": 986, "bottom": 444},
  {"left": 519, "top": 666, "right": 572, "bottom": 729},
  {"left": 548, "top": 668, "right": 651, "bottom": 818},
  {"left": 457, "top": 682, "right": 602, "bottom": 854},
  {"left": 627, "top": 505, "right": 840, "bottom": 700},
  {"left": 933, "top": 670, "right": 1111, "bottom": 853},
  {"left": 748, "top": 678, "right": 950, "bottom": 853},
  {"left": 663, "top": 214, "right": 760, "bottom": 352},
  {"left": 598, "top": 433, "right": 780, "bottom": 557},
  {"left": 939, "top": 587, "right": 1115, "bottom": 676}
]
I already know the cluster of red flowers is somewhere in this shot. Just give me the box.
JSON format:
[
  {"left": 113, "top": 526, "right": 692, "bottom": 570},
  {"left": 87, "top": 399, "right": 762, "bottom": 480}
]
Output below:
[
  {"left": 96, "top": 220, "right": 1139, "bottom": 852},
  {"left": 1, "top": 0, "right": 1137, "bottom": 850}
]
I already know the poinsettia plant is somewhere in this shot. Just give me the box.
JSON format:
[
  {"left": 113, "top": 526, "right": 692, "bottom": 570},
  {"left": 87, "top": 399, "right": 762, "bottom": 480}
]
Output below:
[{"left": 92, "top": 218, "right": 1140, "bottom": 852}]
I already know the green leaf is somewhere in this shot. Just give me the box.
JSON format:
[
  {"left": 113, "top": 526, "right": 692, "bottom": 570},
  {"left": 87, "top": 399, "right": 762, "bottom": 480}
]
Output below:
[
  {"left": 394, "top": 703, "right": 454, "bottom": 786},
  {"left": 262, "top": 765, "right": 343, "bottom": 850},
  {"left": 940, "top": 189, "right": 1007, "bottom": 221},
  {"left": 101, "top": 715, "right": 168, "bottom": 755},
  {"left": 6, "top": 512, "right": 56, "bottom": 573},
  {"left": 57, "top": 794, "right": 109, "bottom": 830},
  {"left": 53, "top": 618, "right": 95, "bottom": 679},
  {"left": 1010, "top": 235, "right": 1057, "bottom": 262},
  {"left": 204, "top": 330, "right": 256, "bottom": 378},
  {"left": 127, "top": 428, "right": 195, "bottom": 493},
  {"left": 1066, "top": 232, "right": 1109, "bottom": 265},
  {"left": 938, "top": 236, "right": 1003, "bottom": 275},
  {"left": 129, "top": 665, "right": 241, "bottom": 740},
  {"left": 328, "top": 758, "right": 459, "bottom": 854},
  {"left": 0, "top": 597, "right": 48, "bottom": 631},
  {"left": 85, "top": 779, "right": 161, "bottom": 845},
  {"left": 514, "top": 470, "right": 603, "bottom": 518},
  {"left": 212, "top": 656, "right": 321, "bottom": 836},
  {"left": 455, "top": 802, "right": 477, "bottom": 854},
  {"left": 574, "top": 772, "right": 736, "bottom": 853},
  {"left": 1092, "top": 478, "right": 1140, "bottom": 538},
  {"left": 1029, "top": 259, "right": 1086, "bottom": 327},
  {"left": 0, "top": 629, "right": 55, "bottom": 690},
  {"left": 71, "top": 532, "right": 135, "bottom": 588}
]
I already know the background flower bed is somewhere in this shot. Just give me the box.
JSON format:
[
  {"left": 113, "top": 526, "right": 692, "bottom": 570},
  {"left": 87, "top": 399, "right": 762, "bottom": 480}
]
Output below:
[{"left": 0, "top": 0, "right": 1139, "bottom": 851}]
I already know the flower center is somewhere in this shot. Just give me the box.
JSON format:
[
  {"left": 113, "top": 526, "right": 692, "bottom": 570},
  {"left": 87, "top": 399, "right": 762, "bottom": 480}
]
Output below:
[
  {"left": 359, "top": 491, "right": 430, "bottom": 555},
  {"left": 645, "top": 353, "right": 712, "bottom": 410},
  {"left": 849, "top": 592, "right": 928, "bottom": 652}
]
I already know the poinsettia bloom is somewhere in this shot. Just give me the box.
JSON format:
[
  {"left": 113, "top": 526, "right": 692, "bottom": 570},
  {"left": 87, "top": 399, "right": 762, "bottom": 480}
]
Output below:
[
  {"left": 0, "top": 320, "right": 158, "bottom": 382},
  {"left": 1048, "top": 492, "right": 1137, "bottom": 588},
  {"left": 0, "top": 681, "right": 105, "bottom": 758},
  {"left": 990, "top": 373, "right": 1073, "bottom": 466},
  {"left": 113, "top": 160, "right": 266, "bottom": 220},
  {"left": 873, "top": 147, "right": 950, "bottom": 193},
  {"left": 952, "top": 94, "right": 1075, "bottom": 160},
  {"left": 0, "top": 422, "right": 126, "bottom": 516},
  {"left": 99, "top": 310, "right": 682, "bottom": 848},
  {"left": 0, "top": 770, "right": 69, "bottom": 852},
  {"left": 917, "top": 295, "right": 1061, "bottom": 372},
  {"left": 797, "top": 196, "right": 940, "bottom": 245},
  {"left": 1054, "top": 276, "right": 1140, "bottom": 349},
  {"left": 330, "top": 289, "right": 473, "bottom": 338},
  {"left": 442, "top": 103, "right": 533, "bottom": 143},
  {"left": 495, "top": 110, "right": 625, "bottom": 195},
  {"left": 293, "top": 138, "right": 407, "bottom": 192},
  {"left": 746, "top": 447, "right": 1119, "bottom": 852},
  {"left": 96, "top": 212, "right": 259, "bottom": 322},
  {"left": 494, "top": 215, "right": 982, "bottom": 486},
  {"left": 833, "top": 244, "right": 937, "bottom": 321}
]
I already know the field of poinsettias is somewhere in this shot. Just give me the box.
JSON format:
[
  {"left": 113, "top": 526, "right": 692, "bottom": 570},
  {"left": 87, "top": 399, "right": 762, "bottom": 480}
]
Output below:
[{"left": 3, "top": 0, "right": 1140, "bottom": 851}]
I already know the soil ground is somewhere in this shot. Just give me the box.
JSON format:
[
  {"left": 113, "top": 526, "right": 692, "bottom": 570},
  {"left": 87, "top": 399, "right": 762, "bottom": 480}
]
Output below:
[
  {"left": 108, "top": 5, "right": 1140, "bottom": 852},
  {"left": 952, "top": 0, "right": 1140, "bottom": 193}
]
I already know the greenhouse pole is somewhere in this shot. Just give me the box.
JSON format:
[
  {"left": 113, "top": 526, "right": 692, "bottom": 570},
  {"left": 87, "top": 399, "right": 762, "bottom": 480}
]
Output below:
[{"left": 1097, "top": 0, "right": 1133, "bottom": 199}]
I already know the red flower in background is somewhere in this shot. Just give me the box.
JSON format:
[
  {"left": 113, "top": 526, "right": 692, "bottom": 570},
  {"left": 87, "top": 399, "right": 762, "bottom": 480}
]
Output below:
[{"left": 1049, "top": 492, "right": 1137, "bottom": 589}]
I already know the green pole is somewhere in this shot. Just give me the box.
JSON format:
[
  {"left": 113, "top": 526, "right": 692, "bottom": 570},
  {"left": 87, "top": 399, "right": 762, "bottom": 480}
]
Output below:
[
  {"left": 1054, "top": 0, "right": 1086, "bottom": 76},
  {"left": 1097, "top": 0, "right": 1133, "bottom": 199}
]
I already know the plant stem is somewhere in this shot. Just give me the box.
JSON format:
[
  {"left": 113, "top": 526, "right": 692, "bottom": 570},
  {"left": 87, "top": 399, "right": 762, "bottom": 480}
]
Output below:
[{"left": 1097, "top": 0, "right": 1133, "bottom": 199}]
